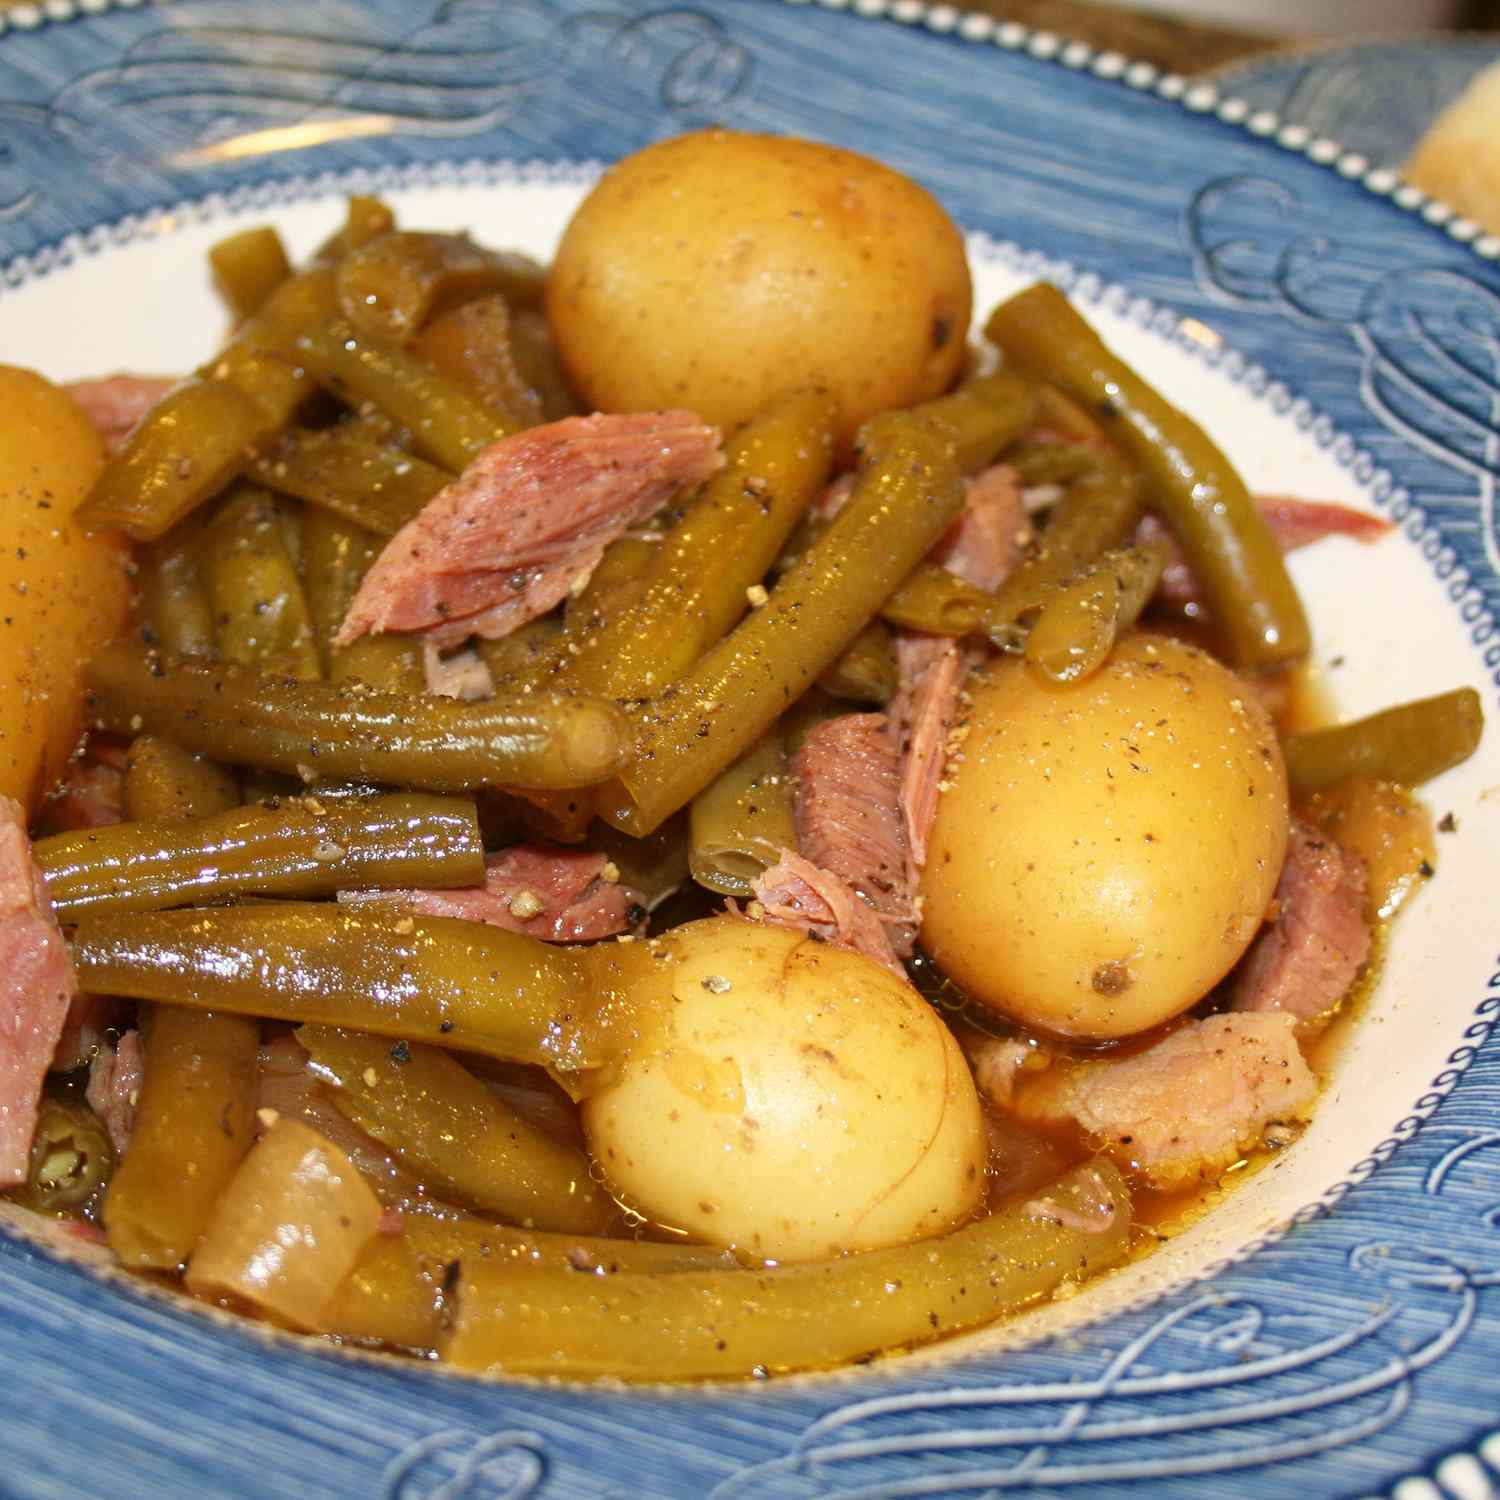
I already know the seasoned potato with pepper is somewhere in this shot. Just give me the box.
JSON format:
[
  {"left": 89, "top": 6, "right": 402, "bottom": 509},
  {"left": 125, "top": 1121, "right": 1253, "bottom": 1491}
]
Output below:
[
  {"left": 546, "top": 129, "right": 972, "bottom": 442},
  {"left": 0, "top": 367, "right": 131, "bottom": 812},
  {"left": 922, "top": 633, "right": 1289, "bottom": 1040}
]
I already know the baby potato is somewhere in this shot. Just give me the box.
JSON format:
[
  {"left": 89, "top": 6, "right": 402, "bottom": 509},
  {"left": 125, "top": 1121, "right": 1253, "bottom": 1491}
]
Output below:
[
  {"left": 0, "top": 367, "right": 132, "bottom": 813},
  {"left": 546, "top": 129, "right": 972, "bottom": 443},
  {"left": 582, "top": 915, "right": 985, "bottom": 1261},
  {"left": 922, "top": 633, "right": 1289, "bottom": 1040}
]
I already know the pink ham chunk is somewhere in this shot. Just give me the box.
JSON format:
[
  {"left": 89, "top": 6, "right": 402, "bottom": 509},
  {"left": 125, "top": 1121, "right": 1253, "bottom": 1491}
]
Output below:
[
  {"left": 793, "top": 713, "right": 917, "bottom": 956},
  {"left": 0, "top": 796, "right": 76, "bottom": 1186},
  {"left": 1232, "top": 820, "right": 1371, "bottom": 1028},
  {"left": 749, "top": 851, "right": 905, "bottom": 978},
  {"left": 888, "top": 635, "right": 966, "bottom": 873},
  {"left": 337, "top": 411, "right": 721, "bottom": 651},
  {"left": 67, "top": 375, "right": 176, "bottom": 455},
  {"left": 1016, "top": 1011, "right": 1317, "bottom": 1189},
  {"left": 339, "top": 845, "right": 645, "bottom": 943},
  {"left": 930, "top": 463, "right": 1027, "bottom": 592},
  {"left": 86, "top": 1028, "right": 143, "bottom": 1158}
]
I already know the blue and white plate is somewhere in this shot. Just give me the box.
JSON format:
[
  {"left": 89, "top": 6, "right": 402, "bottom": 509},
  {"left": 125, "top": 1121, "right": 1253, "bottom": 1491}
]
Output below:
[{"left": 2, "top": 3, "right": 1499, "bottom": 1497}]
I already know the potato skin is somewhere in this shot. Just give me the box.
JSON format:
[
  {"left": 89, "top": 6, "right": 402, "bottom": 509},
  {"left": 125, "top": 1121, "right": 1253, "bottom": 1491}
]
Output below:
[
  {"left": 546, "top": 129, "right": 972, "bottom": 443},
  {"left": 0, "top": 367, "right": 131, "bottom": 813},
  {"left": 582, "top": 915, "right": 985, "bottom": 1260},
  {"left": 921, "top": 634, "right": 1289, "bottom": 1040}
]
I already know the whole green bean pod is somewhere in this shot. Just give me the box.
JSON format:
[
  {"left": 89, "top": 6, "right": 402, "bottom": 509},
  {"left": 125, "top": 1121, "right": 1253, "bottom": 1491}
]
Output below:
[
  {"left": 445, "top": 1159, "right": 1131, "bottom": 1379},
  {"left": 336, "top": 231, "right": 547, "bottom": 343},
  {"left": 888, "top": 369, "right": 1037, "bottom": 474},
  {"left": 249, "top": 421, "right": 450, "bottom": 537},
  {"left": 68, "top": 904, "right": 632, "bottom": 1082},
  {"left": 209, "top": 224, "right": 292, "bottom": 322},
  {"left": 605, "top": 410, "right": 964, "bottom": 835},
  {"left": 323, "top": 1210, "right": 741, "bottom": 1351},
  {"left": 688, "top": 730, "right": 797, "bottom": 898},
  {"left": 296, "top": 317, "right": 512, "bottom": 472},
  {"left": 564, "top": 388, "right": 839, "bottom": 701},
  {"left": 1023, "top": 540, "right": 1169, "bottom": 684},
  {"left": 1284, "top": 687, "right": 1484, "bottom": 794},
  {"left": 103, "top": 1004, "right": 261, "bottom": 1270},
  {"left": 124, "top": 736, "right": 239, "bottom": 822},
  {"left": 76, "top": 379, "right": 276, "bottom": 541},
  {"left": 136, "top": 513, "right": 217, "bottom": 658},
  {"left": 300, "top": 1027, "right": 613, "bottom": 1233},
  {"left": 203, "top": 487, "right": 321, "bottom": 680},
  {"left": 986, "top": 283, "right": 1310, "bottom": 667},
  {"left": 35, "top": 791, "right": 483, "bottom": 917},
  {"left": 86, "top": 645, "right": 630, "bottom": 792}
]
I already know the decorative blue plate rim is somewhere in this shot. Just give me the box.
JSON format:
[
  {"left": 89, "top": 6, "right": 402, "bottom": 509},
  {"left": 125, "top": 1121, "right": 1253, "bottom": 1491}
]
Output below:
[{"left": 0, "top": 3, "right": 1498, "bottom": 1497}]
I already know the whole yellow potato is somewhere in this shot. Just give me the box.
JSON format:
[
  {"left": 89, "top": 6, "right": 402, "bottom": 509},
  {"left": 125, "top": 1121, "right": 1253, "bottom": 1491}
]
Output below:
[
  {"left": 921, "top": 634, "right": 1289, "bottom": 1040},
  {"left": 582, "top": 915, "right": 985, "bottom": 1260},
  {"left": 0, "top": 367, "right": 132, "bottom": 813},
  {"left": 546, "top": 129, "right": 972, "bottom": 442}
]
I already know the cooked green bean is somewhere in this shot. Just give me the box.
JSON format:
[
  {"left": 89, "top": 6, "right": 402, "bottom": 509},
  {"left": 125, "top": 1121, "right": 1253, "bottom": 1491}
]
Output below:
[
  {"left": 295, "top": 317, "right": 513, "bottom": 472},
  {"left": 818, "top": 617, "right": 899, "bottom": 703},
  {"left": 323, "top": 1211, "right": 741, "bottom": 1351},
  {"left": 337, "top": 231, "right": 547, "bottom": 344},
  {"left": 76, "top": 379, "right": 276, "bottom": 541},
  {"left": 69, "top": 905, "right": 634, "bottom": 1082},
  {"left": 209, "top": 225, "right": 292, "bottom": 322},
  {"left": 508, "top": 305, "right": 582, "bottom": 421},
  {"left": 689, "top": 730, "right": 797, "bottom": 897},
  {"left": 562, "top": 534, "right": 661, "bottom": 636},
  {"left": 86, "top": 645, "right": 631, "bottom": 792},
  {"left": 35, "top": 791, "right": 482, "bottom": 917},
  {"left": 591, "top": 813, "right": 690, "bottom": 914},
  {"left": 136, "top": 512, "right": 216, "bottom": 658},
  {"left": 104, "top": 1003, "right": 261, "bottom": 1270},
  {"left": 893, "top": 369, "right": 1037, "bottom": 474},
  {"left": 315, "top": 195, "right": 397, "bottom": 262},
  {"left": 476, "top": 615, "right": 565, "bottom": 687},
  {"left": 986, "top": 283, "right": 1310, "bottom": 667},
  {"left": 412, "top": 294, "right": 544, "bottom": 429},
  {"left": 1284, "top": 687, "right": 1484, "bottom": 794},
  {"left": 12, "top": 1095, "right": 114, "bottom": 1216},
  {"left": 249, "top": 421, "right": 450, "bottom": 536},
  {"left": 300, "top": 1027, "right": 613, "bottom": 1233},
  {"left": 1023, "top": 541, "right": 1169, "bottom": 684},
  {"left": 444, "top": 1159, "right": 1130, "bottom": 1379},
  {"left": 565, "top": 389, "right": 839, "bottom": 701},
  {"left": 203, "top": 487, "right": 321, "bottom": 680},
  {"left": 880, "top": 564, "right": 997, "bottom": 638},
  {"left": 124, "top": 736, "right": 239, "bottom": 822},
  {"left": 606, "top": 410, "right": 964, "bottom": 835}
]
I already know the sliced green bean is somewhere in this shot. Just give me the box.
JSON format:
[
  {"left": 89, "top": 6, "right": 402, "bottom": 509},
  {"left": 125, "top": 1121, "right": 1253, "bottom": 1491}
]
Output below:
[
  {"left": 300, "top": 1027, "right": 613, "bottom": 1233},
  {"left": 445, "top": 1159, "right": 1131, "bottom": 1379},
  {"left": 11, "top": 1095, "right": 114, "bottom": 1216},
  {"left": 818, "top": 617, "right": 899, "bottom": 704},
  {"left": 323, "top": 1211, "right": 741, "bottom": 1351},
  {"left": 104, "top": 1003, "right": 261, "bottom": 1269},
  {"left": 86, "top": 645, "right": 630, "bottom": 792},
  {"left": 68, "top": 904, "right": 633, "bottom": 1082},
  {"left": 591, "top": 813, "right": 690, "bottom": 914},
  {"left": 412, "top": 294, "right": 544, "bottom": 429},
  {"left": 1284, "top": 687, "right": 1484, "bottom": 794},
  {"left": 476, "top": 616, "right": 564, "bottom": 688},
  {"left": 315, "top": 195, "right": 397, "bottom": 263},
  {"left": 564, "top": 389, "right": 840, "bottom": 701},
  {"left": 203, "top": 487, "right": 321, "bottom": 680},
  {"left": 35, "top": 792, "right": 482, "bottom": 917},
  {"left": 606, "top": 410, "right": 964, "bottom": 835},
  {"left": 337, "top": 231, "right": 546, "bottom": 344},
  {"left": 987, "top": 283, "right": 1309, "bottom": 667},
  {"left": 296, "top": 317, "right": 513, "bottom": 472},
  {"left": 137, "top": 512, "right": 217, "bottom": 658},
  {"left": 249, "top": 421, "right": 450, "bottom": 536},
  {"left": 76, "top": 379, "right": 277, "bottom": 541},
  {"left": 894, "top": 369, "right": 1037, "bottom": 474},
  {"left": 1023, "top": 541, "right": 1168, "bottom": 684},
  {"left": 508, "top": 305, "right": 582, "bottom": 421},
  {"left": 879, "top": 565, "right": 996, "bottom": 638},
  {"left": 689, "top": 730, "right": 797, "bottom": 898},
  {"left": 124, "top": 736, "right": 239, "bottom": 823},
  {"left": 209, "top": 224, "right": 292, "bottom": 322}
]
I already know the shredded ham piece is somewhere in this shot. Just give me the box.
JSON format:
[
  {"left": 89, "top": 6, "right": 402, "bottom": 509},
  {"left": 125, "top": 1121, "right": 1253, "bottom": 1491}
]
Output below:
[
  {"left": 0, "top": 797, "right": 76, "bottom": 1185},
  {"left": 339, "top": 845, "right": 644, "bottom": 944},
  {"left": 749, "top": 852, "right": 905, "bottom": 977},
  {"left": 337, "top": 411, "right": 721, "bottom": 650},
  {"left": 86, "top": 1028, "right": 143, "bottom": 1157}
]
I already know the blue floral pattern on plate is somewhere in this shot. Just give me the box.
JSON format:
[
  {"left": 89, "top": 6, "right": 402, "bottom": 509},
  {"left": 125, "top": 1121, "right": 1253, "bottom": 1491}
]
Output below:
[{"left": 1, "top": 4, "right": 1498, "bottom": 1497}]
